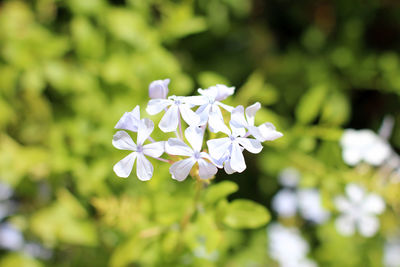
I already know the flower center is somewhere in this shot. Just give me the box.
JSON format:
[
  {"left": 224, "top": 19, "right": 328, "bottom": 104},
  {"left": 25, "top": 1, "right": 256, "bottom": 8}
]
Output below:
[
  {"left": 174, "top": 99, "right": 181, "bottom": 105},
  {"left": 136, "top": 145, "right": 143, "bottom": 153},
  {"left": 194, "top": 151, "right": 201, "bottom": 160},
  {"left": 229, "top": 135, "right": 235, "bottom": 141}
]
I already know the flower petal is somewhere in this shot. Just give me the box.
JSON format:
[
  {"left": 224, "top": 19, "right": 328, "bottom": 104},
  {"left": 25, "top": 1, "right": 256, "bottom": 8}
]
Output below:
[
  {"left": 149, "top": 79, "right": 169, "bottom": 99},
  {"left": 185, "top": 126, "right": 203, "bottom": 152},
  {"left": 208, "top": 105, "right": 230, "bottom": 134},
  {"left": 143, "top": 141, "right": 165, "bottom": 158},
  {"left": 198, "top": 159, "right": 218, "bottom": 179},
  {"left": 113, "top": 152, "right": 137, "bottom": 178},
  {"left": 237, "top": 137, "right": 263, "bottom": 154},
  {"left": 165, "top": 138, "right": 193, "bottom": 156},
  {"left": 137, "top": 118, "right": 154, "bottom": 145},
  {"left": 179, "top": 104, "right": 200, "bottom": 126},
  {"left": 207, "top": 137, "right": 231, "bottom": 160},
  {"left": 216, "top": 101, "right": 234, "bottom": 112},
  {"left": 224, "top": 159, "right": 236, "bottom": 174},
  {"left": 136, "top": 153, "right": 153, "bottom": 181},
  {"left": 335, "top": 215, "right": 355, "bottom": 236},
  {"left": 358, "top": 215, "right": 379, "bottom": 237},
  {"left": 346, "top": 183, "right": 365, "bottom": 203},
  {"left": 159, "top": 105, "right": 179, "bottom": 132},
  {"left": 184, "top": 95, "right": 208, "bottom": 106},
  {"left": 230, "top": 105, "right": 248, "bottom": 128},
  {"left": 169, "top": 158, "right": 196, "bottom": 181},
  {"left": 112, "top": 131, "right": 136, "bottom": 151},
  {"left": 196, "top": 104, "right": 211, "bottom": 125},
  {"left": 362, "top": 194, "right": 385, "bottom": 214},
  {"left": 272, "top": 189, "right": 298, "bottom": 217},
  {"left": 255, "top": 123, "right": 283, "bottom": 142},
  {"left": 334, "top": 196, "right": 352, "bottom": 213},
  {"left": 245, "top": 102, "right": 261, "bottom": 126},
  {"left": 342, "top": 148, "right": 362, "bottom": 166},
  {"left": 230, "top": 143, "right": 246, "bottom": 173},
  {"left": 115, "top": 106, "right": 140, "bottom": 132},
  {"left": 146, "top": 99, "right": 172, "bottom": 115}
]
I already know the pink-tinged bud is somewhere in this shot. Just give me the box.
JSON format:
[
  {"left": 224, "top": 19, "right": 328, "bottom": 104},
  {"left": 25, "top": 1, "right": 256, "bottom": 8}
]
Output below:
[{"left": 149, "top": 79, "right": 170, "bottom": 99}]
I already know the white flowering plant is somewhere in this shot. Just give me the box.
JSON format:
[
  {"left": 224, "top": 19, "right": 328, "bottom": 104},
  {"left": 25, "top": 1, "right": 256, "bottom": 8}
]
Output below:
[{"left": 112, "top": 79, "right": 283, "bottom": 182}]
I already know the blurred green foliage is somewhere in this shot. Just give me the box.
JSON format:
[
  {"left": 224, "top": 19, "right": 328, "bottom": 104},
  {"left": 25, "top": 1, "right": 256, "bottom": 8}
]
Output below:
[{"left": 0, "top": 0, "right": 399, "bottom": 266}]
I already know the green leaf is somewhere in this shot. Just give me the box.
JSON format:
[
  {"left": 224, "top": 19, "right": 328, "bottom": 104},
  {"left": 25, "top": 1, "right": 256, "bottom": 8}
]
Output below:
[
  {"left": 223, "top": 199, "right": 270, "bottom": 229},
  {"left": 321, "top": 92, "right": 350, "bottom": 126},
  {"left": 204, "top": 181, "right": 238, "bottom": 205},
  {"left": 0, "top": 253, "right": 43, "bottom": 267},
  {"left": 296, "top": 85, "right": 328, "bottom": 124}
]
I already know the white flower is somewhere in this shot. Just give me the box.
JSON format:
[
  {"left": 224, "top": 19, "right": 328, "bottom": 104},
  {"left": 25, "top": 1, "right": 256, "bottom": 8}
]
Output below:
[
  {"left": 0, "top": 223, "right": 24, "bottom": 251},
  {"left": 272, "top": 189, "right": 298, "bottom": 217},
  {"left": 298, "top": 189, "right": 330, "bottom": 224},
  {"left": 207, "top": 124, "right": 262, "bottom": 173},
  {"left": 268, "top": 223, "right": 317, "bottom": 267},
  {"left": 334, "top": 183, "right": 385, "bottom": 237},
  {"left": 166, "top": 126, "right": 218, "bottom": 181},
  {"left": 146, "top": 95, "right": 200, "bottom": 132},
  {"left": 115, "top": 105, "right": 141, "bottom": 132},
  {"left": 384, "top": 238, "right": 400, "bottom": 267},
  {"left": 149, "top": 78, "right": 169, "bottom": 99},
  {"left": 112, "top": 119, "right": 164, "bottom": 181},
  {"left": 190, "top": 85, "right": 235, "bottom": 133},
  {"left": 278, "top": 168, "right": 300, "bottom": 188},
  {"left": 230, "top": 103, "right": 283, "bottom": 142},
  {"left": 340, "top": 129, "right": 391, "bottom": 166}
]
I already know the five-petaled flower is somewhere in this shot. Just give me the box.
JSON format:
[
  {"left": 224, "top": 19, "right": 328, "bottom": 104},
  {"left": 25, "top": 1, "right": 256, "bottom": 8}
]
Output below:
[
  {"left": 334, "top": 183, "right": 385, "bottom": 237},
  {"left": 166, "top": 126, "right": 217, "bottom": 181},
  {"left": 112, "top": 118, "right": 164, "bottom": 181}
]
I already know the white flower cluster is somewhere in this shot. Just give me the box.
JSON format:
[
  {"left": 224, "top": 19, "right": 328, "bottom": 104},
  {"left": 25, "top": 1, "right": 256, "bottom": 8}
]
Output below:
[
  {"left": 340, "top": 129, "right": 391, "bottom": 166},
  {"left": 272, "top": 168, "right": 330, "bottom": 224},
  {"left": 112, "top": 79, "right": 283, "bottom": 181},
  {"left": 268, "top": 223, "right": 317, "bottom": 267},
  {"left": 334, "top": 183, "right": 385, "bottom": 237}
]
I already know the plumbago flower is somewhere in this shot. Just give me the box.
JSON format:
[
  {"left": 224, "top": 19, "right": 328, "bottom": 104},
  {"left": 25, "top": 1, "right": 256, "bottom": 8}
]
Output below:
[
  {"left": 112, "top": 119, "right": 165, "bottom": 181},
  {"left": 166, "top": 126, "right": 217, "bottom": 181},
  {"left": 112, "top": 78, "right": 283, "bottom": 181},
  {"left": 340, "top": 129, "right": 391, "bottom": 166},
  {"left": 334, "top": 183, "right": 385, "bottom": 237}
]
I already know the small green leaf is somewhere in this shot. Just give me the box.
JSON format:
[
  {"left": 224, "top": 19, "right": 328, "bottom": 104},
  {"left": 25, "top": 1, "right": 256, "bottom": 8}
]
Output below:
[
  {"left": 204, "top": 181, "right": 238, "bottom": 205},
  {"left": 223, "top": 199, "right": 270, "bottom": 229},
  {"left": 296, "top": 85, "right": 328, "bottom": 124},
  {"left": 321, "top": 92, "right": 350, "bottom": 126}
]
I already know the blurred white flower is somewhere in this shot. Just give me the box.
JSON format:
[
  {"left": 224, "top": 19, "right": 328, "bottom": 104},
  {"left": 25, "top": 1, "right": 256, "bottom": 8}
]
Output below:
[
  {"left": 272, "top": 188, "right": 330, "bottom": 224},
  {"left": 115, "top": 105, "right": 141, "bottom": 132},
  {"left": 23, "top": 242, "right": 52, "bottom": 259},
  {"left": 340, "top": 129, "right": 391, "bottom": 166},
  {"left": 230, "top": 103, "right": 283, "bottom": 142},
  {"left": 149, "top": 78, "right": 169, "bottom": 99},
  {"left": 334, "top": 183, "right": 385, "bottom": 237},
  {"left": 0, "top": 223, "right": 24, "bottom": 251},
  {"left": 298, "top": 189, "right": 330, "bottom": 224},
  {"left": 113, "top": 119, "right": 164, "bottom": 180},
  {"left": 166, "top": 126, "right": 217, "bottom": 181},
  {"left": 146, "top": 95, "right": 200, "bottom": 132},
  {"left": 384, "top": 238, "right": 400, "bottom": 267},
  {"left": 268, "top": 223, "right": 317, "bottom": 267},
  {"left": 0, "top": 182, "right": 13, "bottom": 201},
  {"left": 278, "top": 168, "right": 301, "bottom": 188},
  {"left": 272, "top": 189, "right": 298, "bottom": 218}
]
